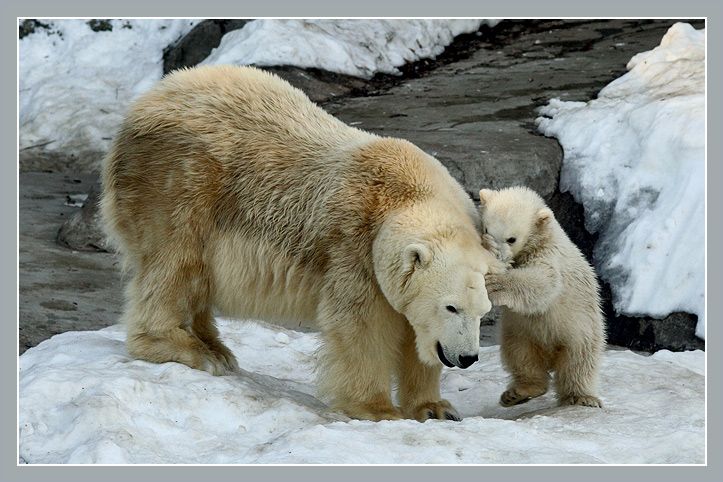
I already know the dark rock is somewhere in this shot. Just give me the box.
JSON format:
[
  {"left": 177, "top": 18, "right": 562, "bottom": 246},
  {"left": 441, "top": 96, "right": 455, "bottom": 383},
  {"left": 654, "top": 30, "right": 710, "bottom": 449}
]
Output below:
[
  {"left": 601, "top": 278, "right": 704, "bottom": 352},
  {"left": 546, "top": 188, "right": 598, "bottom": 262},
  {"left": 19, "top": 20, "right": 53, "bottom": 39},
  {"left": 56, "top": 180, "right": 111, "bottom": 252},
  {"left": 163, "top": 19, "right": 370, "bottom": 103},
  {"left": 163, "top": 19, "right": 251, "bottom": 74},
  {"left": 261, "top": 66, "right": 368, "bottom": 103},
  {"left": 87, "top": 20, "right": 113, "bottom": 32}
]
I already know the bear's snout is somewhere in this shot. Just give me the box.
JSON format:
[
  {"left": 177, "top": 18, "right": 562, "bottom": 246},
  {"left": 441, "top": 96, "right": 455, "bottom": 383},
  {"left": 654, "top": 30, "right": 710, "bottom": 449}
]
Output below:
[{"left": 437, "top": 342, "right": 478, "bottom": 369}]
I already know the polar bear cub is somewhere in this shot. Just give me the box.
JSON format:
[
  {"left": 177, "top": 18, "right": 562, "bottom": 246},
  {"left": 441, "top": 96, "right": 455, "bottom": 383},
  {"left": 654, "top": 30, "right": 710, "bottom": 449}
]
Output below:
[{"left": 479, "top": 186, "right": 605, "bottom": 408}]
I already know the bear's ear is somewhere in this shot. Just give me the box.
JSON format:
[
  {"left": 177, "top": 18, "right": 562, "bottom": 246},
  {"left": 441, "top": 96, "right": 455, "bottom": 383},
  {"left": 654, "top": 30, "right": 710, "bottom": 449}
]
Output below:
[
  {"left": 403, "top": 243, "right": 432, "bottom": 271},
  {"left": 535, "top": 207, "right": 554, "bottom": 229},
  {"left": 478, "top": 189, "right": 495, "bottom": 208}
]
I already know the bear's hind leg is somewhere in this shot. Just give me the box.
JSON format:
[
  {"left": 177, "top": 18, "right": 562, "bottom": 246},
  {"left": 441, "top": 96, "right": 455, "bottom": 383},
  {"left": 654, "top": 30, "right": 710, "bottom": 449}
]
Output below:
[
  {"left": 553, "top": 346, "right": 603, "bottom": 408},
  {"left": 396, "top": 322, "right": 461, "bottom": 422},
  {"left": 499, "top": 330, "right": 550, "bottom": 407},
  {"left": 123, "top": 265, "right": 232, "bottom": 376},
  {"left": 191, "top": 309, "right": 239, "bottom": 373}
]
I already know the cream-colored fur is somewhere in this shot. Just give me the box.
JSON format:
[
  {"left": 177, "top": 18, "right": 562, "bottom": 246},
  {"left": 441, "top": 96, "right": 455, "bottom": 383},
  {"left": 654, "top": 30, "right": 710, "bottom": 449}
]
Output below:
[
  {"left": 100, "top": 65, "right": 504, "bottom": 422},
  {"left": 479, "top": 186, "right": 605, "bottom": 408}
]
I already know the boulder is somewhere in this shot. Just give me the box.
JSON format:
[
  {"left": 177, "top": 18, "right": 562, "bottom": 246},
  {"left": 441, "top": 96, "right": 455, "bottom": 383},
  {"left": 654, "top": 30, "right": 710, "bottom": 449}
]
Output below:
[{"left": 56, "top": 180, "right": 110, "bottom": 252}]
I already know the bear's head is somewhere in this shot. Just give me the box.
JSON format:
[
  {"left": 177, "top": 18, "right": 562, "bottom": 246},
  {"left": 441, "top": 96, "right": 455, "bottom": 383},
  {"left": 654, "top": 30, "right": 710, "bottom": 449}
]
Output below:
[
  {"left": 373, "top": 224, "right": 498, "bottom": 369},
  {"left": 479, "top": 186, "right": 554, "bottom": 263}
]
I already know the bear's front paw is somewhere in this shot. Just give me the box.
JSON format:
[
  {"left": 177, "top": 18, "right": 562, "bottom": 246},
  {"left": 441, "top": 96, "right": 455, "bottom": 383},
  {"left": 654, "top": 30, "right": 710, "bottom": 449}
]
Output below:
[
  {"left": 341, "top": 401, "right": 404, "bottom": 422},
  {"left": 409, "top": 400, "right": 461, "bottom": 422},
  {"left": 559, "top": 395, "right": 603, "bottom": 408}
]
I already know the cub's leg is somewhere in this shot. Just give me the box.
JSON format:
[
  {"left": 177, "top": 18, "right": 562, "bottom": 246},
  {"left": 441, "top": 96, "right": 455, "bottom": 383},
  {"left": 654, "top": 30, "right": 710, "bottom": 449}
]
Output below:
[
  {"left": 553, "top": 345, "right": 603, "bottom": 408},
  {"left": 124, "top": 258, "right": 233, "bottom": 376},
  {"left": 499, "top": 322, "right": 550, "bottom": 407},
  {"left": 316, "top": 277, "right": 405, "bottom": 421},
  {"left": 396, "top": 322, "right": 461, "bottom": 422}
]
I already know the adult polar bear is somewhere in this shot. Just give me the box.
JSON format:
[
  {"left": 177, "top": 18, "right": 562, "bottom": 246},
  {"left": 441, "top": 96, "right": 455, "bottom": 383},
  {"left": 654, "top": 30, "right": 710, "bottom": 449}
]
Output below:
[{"left": 101, "top": 65, "right": 502, "bottom": 422}]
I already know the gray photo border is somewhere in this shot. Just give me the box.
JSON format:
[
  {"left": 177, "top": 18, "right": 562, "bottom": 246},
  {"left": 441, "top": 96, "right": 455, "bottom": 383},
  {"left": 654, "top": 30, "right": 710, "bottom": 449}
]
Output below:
[{"left": 4, "top": 1, "right": 721, "bottom": 481}]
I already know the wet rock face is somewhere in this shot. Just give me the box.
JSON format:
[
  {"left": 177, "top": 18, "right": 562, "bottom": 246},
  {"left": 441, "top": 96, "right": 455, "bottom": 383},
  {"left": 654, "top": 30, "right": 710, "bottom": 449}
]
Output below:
[
  {"left": 22, "top": 19, "right": 705, "bottom": 354},
  {"left": 603, "top": 304, "right": 704, "bottom": 353}
]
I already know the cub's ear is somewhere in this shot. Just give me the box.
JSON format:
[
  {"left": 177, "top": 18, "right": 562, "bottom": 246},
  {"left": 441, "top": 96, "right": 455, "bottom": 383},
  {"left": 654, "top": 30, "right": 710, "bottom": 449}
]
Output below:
[
  {"left": 479, "top": 189, "right": 495, "bottom": 208},
  {"left": 535, "top": 207, "right": 554, "bottom": 229},
  {"left": 403, "top": 243, "right": 432, "bottom": 271}
]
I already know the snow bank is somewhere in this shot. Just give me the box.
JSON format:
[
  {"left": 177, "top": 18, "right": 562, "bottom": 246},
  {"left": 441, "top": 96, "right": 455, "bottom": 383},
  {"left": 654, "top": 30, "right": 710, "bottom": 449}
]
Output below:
[
  {"left": 536, "top": 22, "right": 706, "bottom": 338},
  {"left": 201, "top": 19, "right": 498, "bottom": 78},
  {"left": 19, "top": 319, "right": 704, "bottom": 464},
  {"left": 18, "top": 19, "right": 199, "bottom": 169}
]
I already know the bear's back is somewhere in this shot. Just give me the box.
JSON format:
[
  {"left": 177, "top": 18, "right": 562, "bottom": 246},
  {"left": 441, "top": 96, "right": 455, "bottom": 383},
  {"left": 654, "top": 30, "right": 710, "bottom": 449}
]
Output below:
[{"left": 125, "top": 65, "right": 370, "bottom": 159}]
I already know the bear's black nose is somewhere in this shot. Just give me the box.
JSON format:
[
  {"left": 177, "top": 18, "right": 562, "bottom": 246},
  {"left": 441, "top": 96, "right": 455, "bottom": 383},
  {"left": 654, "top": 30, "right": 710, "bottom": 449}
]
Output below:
[{"left": 457, "top": 353, "right": 478, "bottom": 369}]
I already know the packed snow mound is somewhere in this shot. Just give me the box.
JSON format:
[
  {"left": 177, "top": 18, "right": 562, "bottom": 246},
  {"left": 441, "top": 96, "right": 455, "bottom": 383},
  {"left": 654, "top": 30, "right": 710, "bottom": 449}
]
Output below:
[
  {"left": 18, "top": 19, "right": 199, "bottom": 169},
  {"left": 19, "top": 319, "right": 704, "bottom": 464},
  {"left": 201, "top": 19, "right": 498, "bottom": 78},
  {"left": 536, "top": 22, "right": 705, "bottom": 338}
]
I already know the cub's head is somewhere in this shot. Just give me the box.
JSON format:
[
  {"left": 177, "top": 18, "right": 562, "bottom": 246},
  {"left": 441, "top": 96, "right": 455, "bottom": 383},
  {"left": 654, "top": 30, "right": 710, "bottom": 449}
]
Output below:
[
  {"left": 374, "top": 233, "right": 496, "bottom": 369},
  {"left": 479, "top": 186, "right": 554, "bottom": 263}
]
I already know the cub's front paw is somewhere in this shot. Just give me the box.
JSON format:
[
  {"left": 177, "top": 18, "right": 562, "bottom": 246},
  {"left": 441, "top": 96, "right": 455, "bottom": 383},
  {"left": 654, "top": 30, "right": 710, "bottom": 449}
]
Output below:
[
  {"left": 409, "top": 400, "right": 461, "bottom": 422},
  {"left": 484, "top": 272, "right": 507, "bottom": 291},
  {"left": 484, "top": 273, "right": 510, "bottom": 306},
  {"left": 485, "top": 256, "right": 511, "bottom": 276},
  {"left": 482, "top": 233, "right": 500, "bottom": 257}
]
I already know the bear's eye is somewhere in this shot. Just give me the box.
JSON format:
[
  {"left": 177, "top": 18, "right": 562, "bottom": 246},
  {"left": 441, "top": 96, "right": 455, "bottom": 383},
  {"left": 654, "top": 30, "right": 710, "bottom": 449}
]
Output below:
[
  {"left": 506, "top": 237, "right": 516, "bottom": 244},
  {"left": 445, "top": 305, "right": 457, "bottom": 314}
]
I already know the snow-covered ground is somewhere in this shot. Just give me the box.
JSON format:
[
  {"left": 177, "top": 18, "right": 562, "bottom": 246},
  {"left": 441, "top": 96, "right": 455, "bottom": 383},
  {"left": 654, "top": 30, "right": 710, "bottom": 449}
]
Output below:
[
  {"left": 19, "top": 319, "right": 704, "bottom": 464},
  {"left": 536, "top": 22, "right": 706, "bottom": 339}
]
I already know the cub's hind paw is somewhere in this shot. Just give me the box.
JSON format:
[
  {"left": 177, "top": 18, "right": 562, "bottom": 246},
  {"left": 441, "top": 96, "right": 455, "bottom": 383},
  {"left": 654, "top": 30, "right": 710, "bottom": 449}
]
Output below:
[
  {"left": 500, "top": 386, "right": 547, "bottom": 407},
  {"left": 500, "top": 389, "right": 531, "bottom": 407}
]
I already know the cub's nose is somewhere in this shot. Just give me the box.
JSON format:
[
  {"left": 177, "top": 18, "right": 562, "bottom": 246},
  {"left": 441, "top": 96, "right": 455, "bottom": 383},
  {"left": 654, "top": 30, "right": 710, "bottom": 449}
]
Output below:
[{"left": 457, "top": 353, "right": 478, "bottom": 369}]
